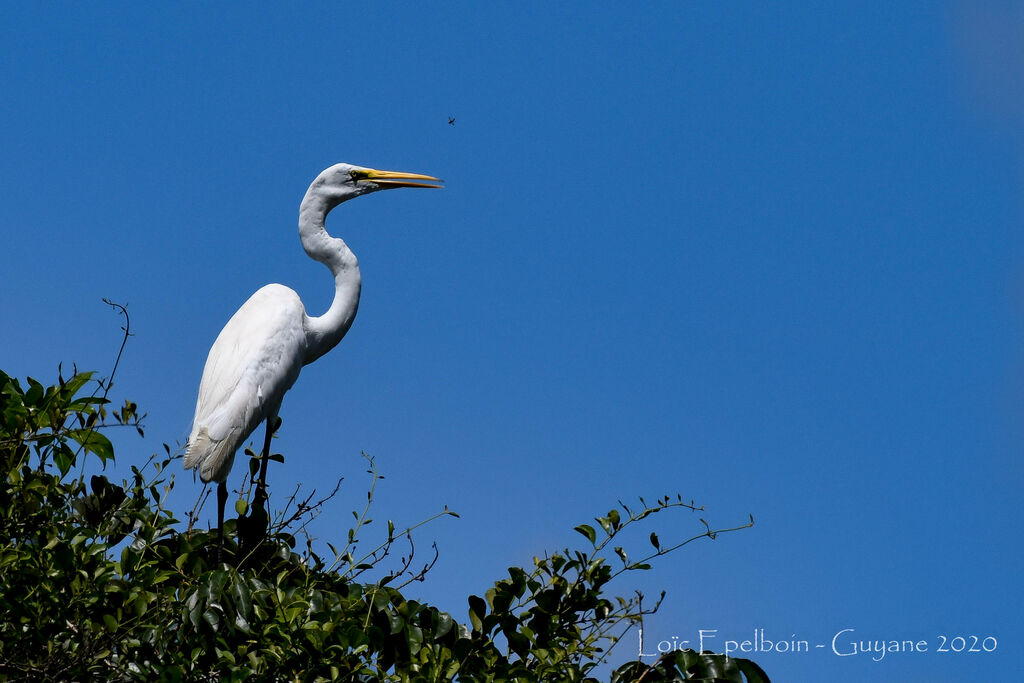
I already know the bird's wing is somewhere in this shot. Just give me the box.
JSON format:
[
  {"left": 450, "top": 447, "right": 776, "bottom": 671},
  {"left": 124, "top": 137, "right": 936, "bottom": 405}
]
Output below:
[{"left": 184, "top": 284, "right": 308, "bottom": 482}]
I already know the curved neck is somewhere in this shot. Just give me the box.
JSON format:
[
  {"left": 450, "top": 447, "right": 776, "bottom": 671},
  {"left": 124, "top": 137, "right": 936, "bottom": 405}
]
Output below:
[{"left": 299, "top": 193, "right": 362, "bottom": 365}]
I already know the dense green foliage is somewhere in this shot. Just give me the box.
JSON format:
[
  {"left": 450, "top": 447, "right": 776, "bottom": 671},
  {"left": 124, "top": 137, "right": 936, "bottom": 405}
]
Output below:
[{"left": 0, "top": 365, "right": 767, "bottom": 682}]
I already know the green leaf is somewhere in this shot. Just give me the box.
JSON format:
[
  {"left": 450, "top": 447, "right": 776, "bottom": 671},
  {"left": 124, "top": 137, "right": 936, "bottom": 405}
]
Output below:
[
  {"left": 371, "top": 588, "right": 390, "bottom": 610},
  {"left": 507, "top": 631, "right": 531, "bottom": 658},
  {"left": 206, "top": 570, "right": 229, "bottom": 601},
  {"left": 232, "top": 577, "right": 252, "bottom": 620},
  {"left": 574, "top": 524, "right": 597, "bottom": 544},
  {"left": 468, "top": 595, "right": 486, "bottom": 633},
  {"left": 176, "top": 553, "right": 190, "bottom": 571},
  {"left": 736, "top": 656, "right": 772, "bottom": 683},
  {"left": 202, "top": 608, "right": 221, "bottom": 632},
  {"left": 234, "top": 612, "right": 250, "bottom": 633},
  {"left": 54, "top": 447, "right": 74, "bottom": 476},
  {"left": 102, "top": 613, "right": 119, "bottom": 631},
  {"left": 235, "top": 498, "right": 248, "bottom": 515},
  {"left": 406, "top": 624, "right": 423, "bottom": 654},
  {"left": 25, "top": 378, "right": 44, "bottom": 406},
  {"left": 66, "top": 428, "right": 114, "bottom": 463},
  {"left": 62, "top": 371, "right": 94, "bottom": 396},
  {"left": 434, "top": 611, "right": 453, "bottom": 639},
  {"left": 607, "top": 508, "right": 620, "bottom": 529}
]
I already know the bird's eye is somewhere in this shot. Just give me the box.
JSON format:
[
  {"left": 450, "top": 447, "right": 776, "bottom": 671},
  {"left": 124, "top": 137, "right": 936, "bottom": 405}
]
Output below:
[{"left": 349, "top": 169, "right": 369, "bottom": 181}]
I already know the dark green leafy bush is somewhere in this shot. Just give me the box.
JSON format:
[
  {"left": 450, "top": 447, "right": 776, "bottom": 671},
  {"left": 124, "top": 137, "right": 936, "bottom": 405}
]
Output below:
[{"left": 0, "top": 364, "right": 766, "bottom": 682}]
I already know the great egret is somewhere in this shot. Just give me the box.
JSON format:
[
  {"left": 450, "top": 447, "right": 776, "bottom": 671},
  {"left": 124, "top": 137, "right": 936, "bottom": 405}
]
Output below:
[{"left": 184, "top": 163, "right": 442, "bottom": 555}]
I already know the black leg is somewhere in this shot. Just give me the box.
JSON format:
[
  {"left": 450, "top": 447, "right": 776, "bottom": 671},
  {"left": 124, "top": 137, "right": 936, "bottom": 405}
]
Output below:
[
  {"left": 217, "top": 480, "right": 227, "bottom": 564},
  {"left": 241, "top": 418, "right": 273, "bottom": 557},
  {"left": 257, "top": 418, "right": 273, "bottom": 499}
]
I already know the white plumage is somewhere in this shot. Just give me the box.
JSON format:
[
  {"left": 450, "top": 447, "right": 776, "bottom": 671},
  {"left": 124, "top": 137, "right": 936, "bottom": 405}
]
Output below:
[{"left": 184, "top": 285, "right": 306, "bottom": 483}]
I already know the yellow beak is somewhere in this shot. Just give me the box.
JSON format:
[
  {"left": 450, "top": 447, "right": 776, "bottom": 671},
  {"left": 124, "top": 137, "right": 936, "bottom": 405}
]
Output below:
[{"left": 364, "top": 168, "right": 443, "bottom": 189}]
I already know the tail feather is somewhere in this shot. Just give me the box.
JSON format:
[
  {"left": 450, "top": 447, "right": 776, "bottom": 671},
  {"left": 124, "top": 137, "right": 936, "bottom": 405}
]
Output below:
[{"left": 184, "top": 427, "right": 238, "bottom": 484}]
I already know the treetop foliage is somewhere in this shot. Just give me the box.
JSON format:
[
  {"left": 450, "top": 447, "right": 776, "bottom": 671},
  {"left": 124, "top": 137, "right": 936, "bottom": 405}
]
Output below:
[{"left": 0, "top": 311, "right": 766, "bottom": 681}]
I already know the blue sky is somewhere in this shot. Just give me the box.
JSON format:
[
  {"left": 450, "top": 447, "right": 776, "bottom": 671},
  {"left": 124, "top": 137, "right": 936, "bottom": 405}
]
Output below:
[{"left": 2, "top": 3, "right": 1022, "bottom": 680}]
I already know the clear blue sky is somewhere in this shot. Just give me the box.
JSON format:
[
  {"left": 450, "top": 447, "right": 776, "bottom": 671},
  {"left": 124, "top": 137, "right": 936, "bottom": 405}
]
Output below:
[{"left": 2, "top": 3, "right": 1021, "bottom": 680}]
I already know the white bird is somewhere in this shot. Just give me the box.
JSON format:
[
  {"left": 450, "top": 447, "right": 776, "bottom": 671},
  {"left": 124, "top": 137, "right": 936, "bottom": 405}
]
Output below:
[{"left": 184, "top": 163, "right": 442, "bottom": 554}]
